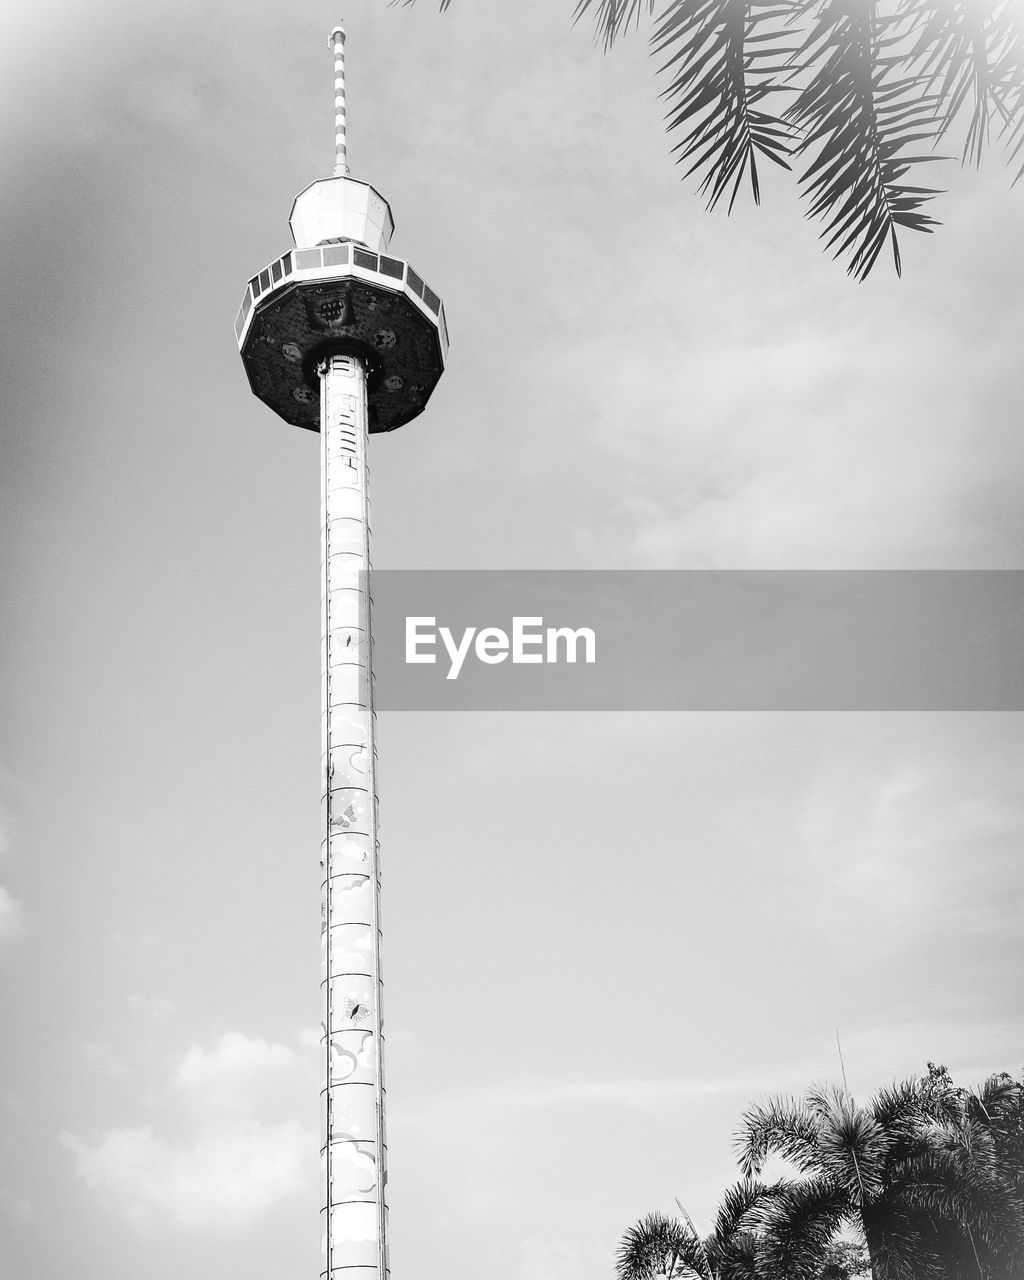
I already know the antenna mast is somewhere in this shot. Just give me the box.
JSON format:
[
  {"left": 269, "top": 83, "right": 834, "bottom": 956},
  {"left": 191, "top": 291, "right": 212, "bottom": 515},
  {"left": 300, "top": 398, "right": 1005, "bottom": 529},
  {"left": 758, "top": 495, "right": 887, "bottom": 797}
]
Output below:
[{"left": 330, "top": 25, "right": 349, "bottom": 177}]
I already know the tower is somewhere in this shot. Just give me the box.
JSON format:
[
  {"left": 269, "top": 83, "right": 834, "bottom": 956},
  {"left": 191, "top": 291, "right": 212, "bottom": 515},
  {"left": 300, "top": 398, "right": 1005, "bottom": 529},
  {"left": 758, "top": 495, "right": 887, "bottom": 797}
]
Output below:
[{"left": 235, "top": 27, "right": 447, "bottom": 1280}]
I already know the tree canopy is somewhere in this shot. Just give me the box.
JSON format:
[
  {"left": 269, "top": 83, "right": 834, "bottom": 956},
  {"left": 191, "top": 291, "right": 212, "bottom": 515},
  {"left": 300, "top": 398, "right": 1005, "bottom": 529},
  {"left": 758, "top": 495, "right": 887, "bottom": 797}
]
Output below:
[{"left": 616, "top": 1064, "right": 1024, "bottom": 1279}]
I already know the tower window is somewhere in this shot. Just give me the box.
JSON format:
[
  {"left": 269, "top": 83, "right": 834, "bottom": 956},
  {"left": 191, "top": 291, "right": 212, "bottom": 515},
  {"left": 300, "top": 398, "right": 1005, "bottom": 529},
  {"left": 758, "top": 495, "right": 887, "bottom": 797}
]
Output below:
[{"left": 323, "top": 244, "right": 351, "bottom": 268}]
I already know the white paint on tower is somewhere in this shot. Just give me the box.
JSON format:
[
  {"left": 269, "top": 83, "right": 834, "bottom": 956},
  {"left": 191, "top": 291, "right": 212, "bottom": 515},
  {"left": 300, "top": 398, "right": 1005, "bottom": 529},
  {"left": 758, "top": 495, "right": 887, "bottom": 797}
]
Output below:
[{"left": 319, "top": 350, "right": 388, "bottom": 1280}]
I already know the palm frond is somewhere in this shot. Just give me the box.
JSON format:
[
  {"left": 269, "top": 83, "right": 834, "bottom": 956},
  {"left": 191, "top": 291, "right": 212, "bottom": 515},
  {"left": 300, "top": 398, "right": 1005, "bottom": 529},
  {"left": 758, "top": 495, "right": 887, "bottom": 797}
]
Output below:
[
  {"left": 709, "top": 1176, "right": 784, "bottom": 1245},
  {"left": 871, "top": 1077, "right": 933, "bottom": 1130},
  {"left": 860, "top": 1198, "right": 947, "bottom": 1280},
  {"left": 899, "top": 0, "right": 1024, "bottom": 182},
  {"left": 734, "top": 1095, "right": 820, "bottom": 1178},
  {"left": 713, "top": 1229, "right": 764, "bottom": 1280},
  {"left": 652, "top": 0, "right": 799, "bottom": 212},
  {"left": 616, "top": 1211, "right": 705, "bottom": 1280},
  {"left": 899, "top": 1145, "right": 1024, "bottom": 1255},
  {"left": 672, "top": 1198, "right": 716, "bottom": 1279},
  {"left": 706, "top": 1180, "right": 787, "bottom": 1280},
  {"left": 402, "top": 0, "right": 1024, "bottom": 277},
  {"left": 899, "top": 0, "right": 1005, "bottom": 165},
  {"left": 751, "top": 1176, "right": 850, "bottom": 1280},
  {"left": 997, "top": 60, "right": 1024, "bottom": 181},
  {"left": 807, "top": 1084, "right": 892, "bottom": 1206},
  {"left": 968, "top": 1070, "right": 1024, "bottom": 1128},
  {"left": 787, "top": 0, "right": 945, "bottom": 279},
  {"left": 573, "top": 0, "right": 659, "bottom": 48}
]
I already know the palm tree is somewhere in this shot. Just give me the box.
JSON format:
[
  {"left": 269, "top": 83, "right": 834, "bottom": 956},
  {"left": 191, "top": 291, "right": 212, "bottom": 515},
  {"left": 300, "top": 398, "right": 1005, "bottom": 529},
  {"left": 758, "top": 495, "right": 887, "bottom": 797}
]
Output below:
[
  {"left": 403, "top": 0, "right": 1024, "bottom": 279},
  {"left": 911, "top": 1064, "right": 1024, "bottom": 1279},
  {"left": 615, "top": 1185, "right": 877, "bottom": 1279},
  {"left": 616, "top": 1209, "right": 703, "bottom": 1279},
  {"left": 615, "top": 1069, "right": 1023, "bottom": 1280},
  {"left": 735, "top": 1077, "right": 1024, "bottom": 1278},
  {"left": 615, "top": 1182, "right": 787, "bottom": 1280}
]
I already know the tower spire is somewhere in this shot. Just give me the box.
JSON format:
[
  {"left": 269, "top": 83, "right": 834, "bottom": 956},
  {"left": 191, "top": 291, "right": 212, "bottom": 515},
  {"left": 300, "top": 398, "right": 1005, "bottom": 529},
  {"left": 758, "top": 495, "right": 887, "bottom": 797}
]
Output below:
[{"left": 329, "top": 25, "right": 349, "bottom": 177}]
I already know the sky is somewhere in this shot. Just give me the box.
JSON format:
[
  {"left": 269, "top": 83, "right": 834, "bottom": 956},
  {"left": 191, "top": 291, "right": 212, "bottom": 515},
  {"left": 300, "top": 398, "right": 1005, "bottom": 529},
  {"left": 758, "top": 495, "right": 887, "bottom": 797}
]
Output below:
[{"left": 1, "top": 1, "right": 1023, "bottom": 1278}]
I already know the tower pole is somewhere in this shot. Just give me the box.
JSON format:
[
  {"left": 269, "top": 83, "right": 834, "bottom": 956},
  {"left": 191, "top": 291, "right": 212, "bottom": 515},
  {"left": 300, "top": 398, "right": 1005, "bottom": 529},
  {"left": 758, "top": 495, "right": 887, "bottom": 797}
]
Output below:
[
  {"left": 235, "top": 22, "right": 448, "bottom": 1277},
  {"left": 330, "top": 26, "right": 349, "bottom": 177},
  {"left": 320, "top": 349, "right": 388, "bottom": 1280}
]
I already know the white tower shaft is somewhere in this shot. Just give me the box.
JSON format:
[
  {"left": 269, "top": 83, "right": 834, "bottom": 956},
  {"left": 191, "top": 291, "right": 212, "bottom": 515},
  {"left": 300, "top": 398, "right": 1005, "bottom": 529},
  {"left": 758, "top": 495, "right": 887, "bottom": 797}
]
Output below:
[{"left": 320, "top": 352, "right": 388, "bottom": 1280}]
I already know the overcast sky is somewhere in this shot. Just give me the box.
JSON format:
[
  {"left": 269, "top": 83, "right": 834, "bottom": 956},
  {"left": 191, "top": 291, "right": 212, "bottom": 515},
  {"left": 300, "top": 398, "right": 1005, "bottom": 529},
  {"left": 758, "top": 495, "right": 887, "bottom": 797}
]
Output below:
[{"left": 1, "top": 1, "right": 1023, "bottom": 1279}]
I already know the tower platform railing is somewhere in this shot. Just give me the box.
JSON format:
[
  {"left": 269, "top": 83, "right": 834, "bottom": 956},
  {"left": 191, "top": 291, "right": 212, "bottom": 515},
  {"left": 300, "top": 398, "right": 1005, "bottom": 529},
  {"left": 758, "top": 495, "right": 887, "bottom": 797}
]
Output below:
[{"left": 235, "top": 245, "right": 448, "bottom": 351}]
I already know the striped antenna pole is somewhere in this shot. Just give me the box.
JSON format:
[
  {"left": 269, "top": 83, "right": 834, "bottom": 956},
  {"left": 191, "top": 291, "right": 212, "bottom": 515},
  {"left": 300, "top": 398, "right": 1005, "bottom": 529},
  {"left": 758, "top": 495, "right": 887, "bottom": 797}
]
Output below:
[{"left": 329, "top": 25, "right": 349, "bottom": 177}]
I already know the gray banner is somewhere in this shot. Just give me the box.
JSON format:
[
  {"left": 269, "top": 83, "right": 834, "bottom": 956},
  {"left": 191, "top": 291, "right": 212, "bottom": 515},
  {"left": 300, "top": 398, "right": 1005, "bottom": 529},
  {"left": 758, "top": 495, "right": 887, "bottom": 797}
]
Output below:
[{"left": 368, "top": 571, "right": 1024, "bottom": 710}]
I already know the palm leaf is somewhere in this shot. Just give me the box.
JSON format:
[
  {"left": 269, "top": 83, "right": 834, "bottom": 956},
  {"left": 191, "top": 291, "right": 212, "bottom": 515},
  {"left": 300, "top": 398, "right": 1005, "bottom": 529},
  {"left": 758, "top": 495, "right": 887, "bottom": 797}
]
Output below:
[
  {"left": 898, "top": 1143, "right": 1024, "bottom": 1258},
  {"left": 734, "top": 1094, "right": 820, "bottom": 1178},
  {"left": 750, "top": 1176, "right": 850, "bottom": 1280},
  {"left": 616, "top": 1211, "right": 705, "bottom": 1280},
  {"left": 652, "top": 0, "right": 799, "bottom": 212},
  {"left": 403, "top": 0, "right": 1024, "bottom": 276},
  {"left": 806, "top": 1084, "right": 892, "bottom": 1206},
  {"left": 902, "top": 0, "right": 1024, "bottom": 170},
  {"left": 786, "top": 0, "right": 945, "bottom": 278},
  {"left": 860, "top": 1196, "right": 947, "bottom": 1280},
  {"left": 706, "top": 1180, "right": 786, "bottom": 1279},
  {"left": 968, "top": 1070, "right": 1024, "bottom": 1130},
  {"left": 708, "top": 1176, "right": 784, "bottom": 1244},
  {"left": 902, "top": 0, "right": 993, "bottom": 164},
  {"left": 574, "top": 0, "right": 659, "bottom": 48},
  {"left": 713, "top": 1230, "right": 763, "bottom": 1280},
  {"left": 671, "top": 1198, "right": 716, "bottom": 1279}
]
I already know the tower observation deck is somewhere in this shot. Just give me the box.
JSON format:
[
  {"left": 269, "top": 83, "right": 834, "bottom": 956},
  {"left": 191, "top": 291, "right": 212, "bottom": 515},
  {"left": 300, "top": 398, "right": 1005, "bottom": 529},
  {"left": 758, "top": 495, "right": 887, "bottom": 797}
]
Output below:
[{"left": 235, "top": 27, "right": 447, "bottom": 1280}]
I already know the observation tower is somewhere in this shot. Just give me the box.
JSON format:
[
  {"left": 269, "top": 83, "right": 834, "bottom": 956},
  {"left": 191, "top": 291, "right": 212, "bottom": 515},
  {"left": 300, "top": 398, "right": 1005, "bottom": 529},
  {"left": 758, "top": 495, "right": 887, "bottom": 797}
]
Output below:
[{"left": 235, "top": 26, "right": 448, "bottom": 1280}]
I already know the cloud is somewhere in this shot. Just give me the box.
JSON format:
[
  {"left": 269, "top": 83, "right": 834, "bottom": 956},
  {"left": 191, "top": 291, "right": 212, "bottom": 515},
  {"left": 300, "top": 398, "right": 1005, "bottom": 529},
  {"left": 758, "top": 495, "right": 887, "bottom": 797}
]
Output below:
[
  {"left": 559, "top": 275, "right": 1024, "bottom": 571},
  {"left": 0, "top": 805, "right": 25, "bottom": 946},
  {"left": 61, "top": 1118, "right": 310, "bottom": 1230},
  {"left": 793, "top": 732, "right": 1024, "bottom": 948},
  {"left": 392, "top": 1068, "right": 769, "bottom": 1141},
  {"left": 63, "top": 1031, "right": 317, "bottom": 1230},
  {"left": 0, "top": 886, "right": 25, "bottom": 943},
  {"left": 174, "top": 1031, "right": 314, "bottom": 1117},
  {"left": 390, "top": 1069, "right": 771, "bottom": 1228},
  {"left": 465, "top": 1073, "right": 761, "bottom": 1114}
]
